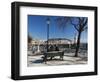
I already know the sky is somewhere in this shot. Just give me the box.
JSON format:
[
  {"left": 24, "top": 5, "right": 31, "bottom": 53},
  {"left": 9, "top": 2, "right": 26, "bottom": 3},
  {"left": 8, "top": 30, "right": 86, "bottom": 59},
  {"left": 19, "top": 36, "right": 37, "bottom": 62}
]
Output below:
[{"left": 28, "top": 15, "right": 87, "bottom": 43}]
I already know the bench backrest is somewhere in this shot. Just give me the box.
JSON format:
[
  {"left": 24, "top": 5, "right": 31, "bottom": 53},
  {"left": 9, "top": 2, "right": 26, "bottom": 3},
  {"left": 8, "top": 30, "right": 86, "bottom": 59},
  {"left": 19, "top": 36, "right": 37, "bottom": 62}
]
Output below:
[{"left": 44, "top": 51, "right": 64, "bottom": 57}]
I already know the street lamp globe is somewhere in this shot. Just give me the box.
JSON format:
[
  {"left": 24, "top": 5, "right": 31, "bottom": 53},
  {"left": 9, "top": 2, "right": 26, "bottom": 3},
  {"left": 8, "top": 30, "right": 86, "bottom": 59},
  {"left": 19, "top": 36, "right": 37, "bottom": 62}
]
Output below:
[{"left": 47, "top": 18, "right": 50, "bottom": 24}]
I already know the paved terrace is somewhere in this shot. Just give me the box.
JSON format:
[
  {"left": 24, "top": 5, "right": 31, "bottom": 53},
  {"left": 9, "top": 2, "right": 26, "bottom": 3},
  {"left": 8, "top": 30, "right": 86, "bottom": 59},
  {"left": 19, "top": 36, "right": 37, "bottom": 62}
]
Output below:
[{"left": 27, "top": 51, "right": 87, "bottom": 67}]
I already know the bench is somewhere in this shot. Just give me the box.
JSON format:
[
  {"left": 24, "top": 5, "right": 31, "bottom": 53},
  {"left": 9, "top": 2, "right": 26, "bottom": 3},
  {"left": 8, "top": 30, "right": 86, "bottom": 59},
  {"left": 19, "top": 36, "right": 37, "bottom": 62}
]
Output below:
[{"left": 43, "top": 51, "right": 64, "bottom": 63}]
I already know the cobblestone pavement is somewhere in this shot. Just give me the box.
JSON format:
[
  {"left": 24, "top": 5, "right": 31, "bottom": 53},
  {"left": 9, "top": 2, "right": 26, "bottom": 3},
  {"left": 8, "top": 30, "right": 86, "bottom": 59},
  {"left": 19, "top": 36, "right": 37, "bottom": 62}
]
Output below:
[{"left": 27, "top": 51, "right": 87, "bottom": 67}]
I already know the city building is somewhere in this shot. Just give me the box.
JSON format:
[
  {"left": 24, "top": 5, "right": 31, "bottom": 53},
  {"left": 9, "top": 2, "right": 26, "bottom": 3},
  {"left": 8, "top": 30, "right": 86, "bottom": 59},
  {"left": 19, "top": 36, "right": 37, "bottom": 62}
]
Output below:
[{"left": 46, "top": 38, "right": 72, "bottom": 45}]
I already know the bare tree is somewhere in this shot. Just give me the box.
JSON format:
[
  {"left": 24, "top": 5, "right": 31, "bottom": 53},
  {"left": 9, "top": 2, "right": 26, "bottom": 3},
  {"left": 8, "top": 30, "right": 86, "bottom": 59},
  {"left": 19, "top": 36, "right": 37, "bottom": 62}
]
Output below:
[{"left": 56, "top": 17, "right": 88, "bottom": 57}]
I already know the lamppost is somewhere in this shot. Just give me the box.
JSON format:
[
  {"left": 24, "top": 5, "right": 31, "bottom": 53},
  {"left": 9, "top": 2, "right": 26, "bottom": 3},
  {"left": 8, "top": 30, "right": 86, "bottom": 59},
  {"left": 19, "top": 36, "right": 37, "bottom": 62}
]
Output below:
[{"left": 46, "top": 17, "right": 50, "bottom": 52}]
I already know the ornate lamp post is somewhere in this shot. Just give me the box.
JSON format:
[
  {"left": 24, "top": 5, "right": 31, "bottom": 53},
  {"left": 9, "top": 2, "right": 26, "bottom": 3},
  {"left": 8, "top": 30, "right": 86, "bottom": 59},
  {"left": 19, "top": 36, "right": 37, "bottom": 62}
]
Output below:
[{"left": 46, "top": 17, "right": 50, "bottom": 52}]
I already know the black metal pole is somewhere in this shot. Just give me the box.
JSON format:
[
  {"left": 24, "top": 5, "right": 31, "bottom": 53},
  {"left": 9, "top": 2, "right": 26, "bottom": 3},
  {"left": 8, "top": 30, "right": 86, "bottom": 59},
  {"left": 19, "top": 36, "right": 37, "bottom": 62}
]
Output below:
[{"left": 47, "top": 23, "right": 49, "bottom": 52}]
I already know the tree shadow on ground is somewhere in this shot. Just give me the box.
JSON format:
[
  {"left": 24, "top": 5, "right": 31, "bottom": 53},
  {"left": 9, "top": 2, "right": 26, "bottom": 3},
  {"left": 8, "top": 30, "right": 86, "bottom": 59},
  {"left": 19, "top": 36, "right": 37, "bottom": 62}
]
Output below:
[
  {"left": 76, "top": 57, "right": 88, "bottom": 61},
  {"left": 47, "top": 58, "right": 64, "bottom": 61},
  {"left": 31, "top": 59, "right": 43, "bottom": 63}
]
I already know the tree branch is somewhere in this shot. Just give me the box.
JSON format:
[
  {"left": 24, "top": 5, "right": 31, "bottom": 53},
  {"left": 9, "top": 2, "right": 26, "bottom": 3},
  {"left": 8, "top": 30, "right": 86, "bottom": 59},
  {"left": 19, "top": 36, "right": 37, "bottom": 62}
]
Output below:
[
  {"left": 82, "top": 18, "right": 87, "bottom": 27},
  {"left": 70, "top": 19, "right": 79, "bottom": 31},
  {"left": 82, "top": 26, "right": 87, "bottom": 31}
]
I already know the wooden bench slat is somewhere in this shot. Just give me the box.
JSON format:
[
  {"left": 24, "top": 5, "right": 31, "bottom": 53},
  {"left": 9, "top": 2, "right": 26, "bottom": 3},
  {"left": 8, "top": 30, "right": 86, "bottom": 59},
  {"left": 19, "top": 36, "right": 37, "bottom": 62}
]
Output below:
[{"left": 42, "top": 51, "right": 64, "bottom": 63}]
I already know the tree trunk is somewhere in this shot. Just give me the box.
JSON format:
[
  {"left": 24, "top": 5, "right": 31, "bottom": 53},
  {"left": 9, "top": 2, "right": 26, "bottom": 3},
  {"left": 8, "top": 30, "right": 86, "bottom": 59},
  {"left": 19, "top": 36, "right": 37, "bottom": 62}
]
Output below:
[{"left": 74, "top": 31, "right": 81, "bottom": 57}]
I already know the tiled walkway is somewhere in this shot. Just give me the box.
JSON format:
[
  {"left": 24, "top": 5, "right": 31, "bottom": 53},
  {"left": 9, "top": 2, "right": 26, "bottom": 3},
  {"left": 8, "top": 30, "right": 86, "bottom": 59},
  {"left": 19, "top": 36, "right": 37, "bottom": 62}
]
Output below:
[{"left": 27, "top": 52, "right": 87, "bottom": 67}]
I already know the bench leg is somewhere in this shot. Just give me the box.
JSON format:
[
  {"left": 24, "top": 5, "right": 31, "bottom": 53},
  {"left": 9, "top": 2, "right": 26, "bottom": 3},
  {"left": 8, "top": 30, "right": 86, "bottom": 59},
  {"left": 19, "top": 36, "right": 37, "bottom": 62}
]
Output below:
[
  {"left": 44, "top": 59, "right": 47, "bottom": 64},
  {"left": 44, "top": 61, "right": 47, "bottom": 64},
  {"left": 44, "top": 58, "right": 47, "bottom": 64},
  {"left": 50, "top": 57, "right": 53, "bottom": 60},
  {"left": 60, "top": 56, "right": 63, "bottom": 60},
  {"left": 62, "top": 57, "right": 63, "bottom": 60},
  {"left": 43, "top": 56, "right": 47, "bottom": 64}
]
